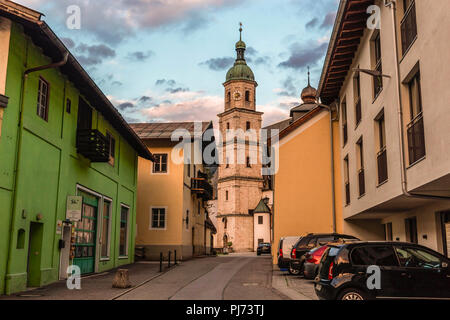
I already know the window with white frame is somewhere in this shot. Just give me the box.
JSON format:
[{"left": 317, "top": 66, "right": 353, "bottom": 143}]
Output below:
[
  {"left": 153, "top": 154, "right": 168, "bottom": 173},
  {"left": 151, "top": 207, "right": 166, "bottom": 229}
]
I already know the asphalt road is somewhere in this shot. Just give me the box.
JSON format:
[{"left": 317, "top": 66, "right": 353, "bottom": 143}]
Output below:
[{"left": 118, "top": 253, "right": 288, "bottom": 300}]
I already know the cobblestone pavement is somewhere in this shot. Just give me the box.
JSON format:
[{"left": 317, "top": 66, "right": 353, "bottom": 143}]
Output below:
[{"left": 272, "top": 268, "right": 318, "bottom": 300}]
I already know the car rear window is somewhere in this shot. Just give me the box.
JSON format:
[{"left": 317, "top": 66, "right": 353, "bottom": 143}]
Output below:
[{"left": 351, "top": 246, "right": 399, "bottom": 266}]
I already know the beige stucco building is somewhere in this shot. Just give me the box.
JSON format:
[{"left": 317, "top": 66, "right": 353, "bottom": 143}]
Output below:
[
  {"left": 0, "top": 16, "right": 12, "bottom": 137},
  {"left": 318, "top": 0, "right": 450, "bottom": 256},
  {"left": 131, "top": 122, "right": 217, "bottom": 260},
  {"left": 215, "top": 28, "right": 272, "bottom": 252}
]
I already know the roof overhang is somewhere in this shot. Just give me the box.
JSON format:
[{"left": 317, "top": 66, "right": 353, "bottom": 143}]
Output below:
[
  {"left": 318, "top": 0, "right": 374, "bottom": 105},
  {"left": 0, "top": 1, "right": 153, "bottom": 160}
]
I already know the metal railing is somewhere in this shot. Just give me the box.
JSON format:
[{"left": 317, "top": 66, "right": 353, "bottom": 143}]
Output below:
[
  {"left": 345, "top": 182, "right": 350, "bottom": 205},
  {"left": 401, "top": 0, "right": 417, "bottom": 55},
  {"left": 407, "top": 112, "right": 425, "bottom": 165},
  {"left": 358, "top": 168, "right": 365, "bottom": 197},
  {"left": 76, "top": 129, "right": 110, "bottom": 162},
  {"left": 355, "top": 98, "right": 362, "bottom": 126},
  {"left": 377, "top": 147, "right": 388, "bottom": 184},
  {"left": 191, "top": 176, "right": 213, "bottom": 200}
]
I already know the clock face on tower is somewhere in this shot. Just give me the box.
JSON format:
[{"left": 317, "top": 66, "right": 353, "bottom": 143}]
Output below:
[{"left": 233, "top": 91, "right": 241, "bottom": 101}]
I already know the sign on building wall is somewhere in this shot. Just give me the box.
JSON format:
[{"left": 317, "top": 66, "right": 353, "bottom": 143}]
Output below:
[{"left": 66, "top": 196, "right": 82, "bottom": 221}]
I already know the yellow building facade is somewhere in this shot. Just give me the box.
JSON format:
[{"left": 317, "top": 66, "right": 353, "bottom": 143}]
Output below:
[
  {"left": 131, "top": 122, "right": 216, "bottom": 260},
  {"left": 270, "top": 82, "right": 344, "bottom": 264}
]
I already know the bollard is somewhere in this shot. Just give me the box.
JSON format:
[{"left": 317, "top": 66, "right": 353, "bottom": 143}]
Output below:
[
  {"left": 174, "top": 250, "right": 177, "bottom": 265},
  {"left": 168, "top": 251, "right": 171, "bottom": 268},
  {"left": 159, "top": 252, "right": 163, "bottom": 272}
]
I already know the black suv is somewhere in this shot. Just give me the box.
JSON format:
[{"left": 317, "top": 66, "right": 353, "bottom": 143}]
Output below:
[
  {"left": 257, "top": 243, "right": 271, "bottom": 256},
  {"left": 315, "top": 242, "right": 450, "bottom": 300},
  {"left": 288, "top": 233, "right": 359, "bottom": 275}
]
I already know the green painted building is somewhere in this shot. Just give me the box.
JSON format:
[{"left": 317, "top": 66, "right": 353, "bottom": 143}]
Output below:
[{"left": 0, "top": 1, "right": 153, "bottom": 295}]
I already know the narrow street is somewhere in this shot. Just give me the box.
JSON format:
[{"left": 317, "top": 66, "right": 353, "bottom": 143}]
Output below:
[
  {"left": 1, "top": 254, "right": 294, "bottom": 300},
  {"left": 117, "top": 253, "right": 287, "bottom": 300}
]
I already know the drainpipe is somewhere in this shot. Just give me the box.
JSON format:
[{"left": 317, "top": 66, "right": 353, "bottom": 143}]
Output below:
[
  {"left": 5, "top": 47, "right": 69, "bottom": 288},
  {"left": 385, "top": 0, "right": 450, "bottom": 201},
  {"left": 318, "top": 102, "right": 339, "bottom": 233}
]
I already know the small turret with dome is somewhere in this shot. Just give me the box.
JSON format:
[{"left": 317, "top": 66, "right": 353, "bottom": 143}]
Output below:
[
  {"left": 290, "top": 68, "right": 319, "bottom": 121},
  {"left": 225, "top": 24, "right": 256, "bottom": 83}
]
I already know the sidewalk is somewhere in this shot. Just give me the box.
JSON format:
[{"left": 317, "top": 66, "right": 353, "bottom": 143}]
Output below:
[
  {"left": 271, "top": 268, "right": 318, "bottom": 300},
  {"left": 0, "top": 261, "right": 172, "bottom": 300}
]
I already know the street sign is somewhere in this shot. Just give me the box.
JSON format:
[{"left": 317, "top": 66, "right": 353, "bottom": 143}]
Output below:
[{"left": 66, "top": 196, "right": 82, "bottom": 222}]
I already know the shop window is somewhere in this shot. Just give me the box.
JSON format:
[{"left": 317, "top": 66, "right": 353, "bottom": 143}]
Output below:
[
  {"left": 119, "top": 205, "right": 129, "bottom": 257},
  {"left": 101, "top": 200, "right": 111, "bottom": 258}
]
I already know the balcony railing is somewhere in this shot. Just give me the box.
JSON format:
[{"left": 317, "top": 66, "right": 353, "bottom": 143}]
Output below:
[
  {"left": 191, "top": 175, "right": 213, "bottom": 201},
  {"left": 401, "top": 1, "right": 417, "bottom": 55},
  {"left": 355, "top": 98, "right": 362, "bottom": 126},
  {"left": 345, "top": 182, "right": 350, "bottom": 205},
  {"left": 407, "top": 113, "right": 425, "bottom": 165},
  {"left": 76, "top": 129, "right": 110, "bottom": 162},
  {"left": 377, "top": 147, "right": 388, "bottom": 184},
  {"left": 343, "top": 123, "right": 348, "bottom": 145},
  {"left": 358, "top": 168, "right": 365, "bottom": 197}
]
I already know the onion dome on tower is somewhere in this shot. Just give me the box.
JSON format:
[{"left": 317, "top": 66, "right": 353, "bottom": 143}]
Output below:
[
  {"left": 225, "top": 24, "right": 256, "bottom": 83},
  {"left": 290, "top": 67, "right": 319, "bottom": 122}
]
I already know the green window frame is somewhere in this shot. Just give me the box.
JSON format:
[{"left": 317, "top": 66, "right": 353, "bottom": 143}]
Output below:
[
  {"left": 119, "top": 205, "right": 130, "bottom": 257},
  {"left": 101, "top": 200, "right": 112, "bottom": 259}
]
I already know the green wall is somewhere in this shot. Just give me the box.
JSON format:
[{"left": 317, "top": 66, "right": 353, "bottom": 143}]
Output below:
[{"left": 0, "top": 22, "right": 138, "bottom": 295}]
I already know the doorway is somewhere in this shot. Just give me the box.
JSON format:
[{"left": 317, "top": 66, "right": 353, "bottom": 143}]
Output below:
[
  {"left": 405, "top": 217, "right": 418, "bottom": 244},
  {"left": 27, "top": 222, "right": 43, "bottom": 287},
  {"left": 441, "top": 211, "right": 450, "bottom": 257},
  {"left": 73, "top": 195, "right": 98, "bottom": 275},
  {"left": 192, "top": 227, "right": 195, "bottom": 256}
]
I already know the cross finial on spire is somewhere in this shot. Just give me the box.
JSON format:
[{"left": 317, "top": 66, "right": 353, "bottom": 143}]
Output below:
[
  {"left": 239, "top": 22, "right": 243, "bottom": 40},
  {"left": 307, "top": 66, "right": 311, "bottom": 86}
]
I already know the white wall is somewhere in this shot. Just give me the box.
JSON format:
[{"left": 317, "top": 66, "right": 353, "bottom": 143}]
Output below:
[{"left": 254, "top": 213, "right": 271, "bottom": 250}]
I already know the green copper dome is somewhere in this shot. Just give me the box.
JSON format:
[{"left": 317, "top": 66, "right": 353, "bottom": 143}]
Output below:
[
  {"left": 226, "top": 62, "right": 255, "bottom": 82},
  {"left": 225, "top": 25, "right": 255, "bottom": 83}
]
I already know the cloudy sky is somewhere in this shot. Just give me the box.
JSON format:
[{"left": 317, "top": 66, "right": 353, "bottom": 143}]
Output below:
[{"left": 16, "top": 0, "right": 338, "bottom": 126}]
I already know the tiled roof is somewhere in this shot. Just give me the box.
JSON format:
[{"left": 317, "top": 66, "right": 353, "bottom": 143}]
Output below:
[{"left": 130, "top": 122, "right": 212, "bottom": 140}]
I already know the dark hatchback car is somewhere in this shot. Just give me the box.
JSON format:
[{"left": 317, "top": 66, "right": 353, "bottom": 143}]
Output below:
[
  {"left": 314, "top": 242, "right": 450, "bottom": 300},
  {"left": 289, "top": 233, "right": 360, "bottom": 275},
  {"left": 257, "top": 243, "right": 271, "bottom": 256}
]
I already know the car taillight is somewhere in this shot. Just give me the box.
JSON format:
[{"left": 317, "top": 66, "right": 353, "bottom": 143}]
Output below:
[
  {"left": 279, "top": 249, "right": 283, "bottom": 257},
  {"left": 291, "top": 248, "right": 296, "bottom": 259},
  {"left": 328, "top": 262, "right": 334, "bottom": 280}
]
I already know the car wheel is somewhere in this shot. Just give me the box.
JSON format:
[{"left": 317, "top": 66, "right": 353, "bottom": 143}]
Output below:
[
  {"left": 288, "top": 265, "right": 300, "bottom": 275},
  {"left": 337, "top": 288, "right": 368, "bottom": 301}
]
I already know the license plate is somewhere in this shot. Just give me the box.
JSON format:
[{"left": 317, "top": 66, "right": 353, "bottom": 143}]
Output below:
[{"left": 315, "top": 284, "right": 322, "bottom": 291}]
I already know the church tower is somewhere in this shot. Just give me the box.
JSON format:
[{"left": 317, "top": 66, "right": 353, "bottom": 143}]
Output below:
[{"left": 216, "top": 25, "right": 265, "bottom": 252}]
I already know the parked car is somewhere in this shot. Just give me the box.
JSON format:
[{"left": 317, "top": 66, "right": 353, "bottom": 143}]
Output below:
[
  {"left": 314, "top": 241, "right": 450, "bottom": 300},
  {"left": 304, "top": 239, "right": 361, "bottom": 279},
  {"left": 289, "top": 233, "right": 359, "bottom": 275},
  {"left": 303, "top": 245, "right": 329, "bottom": 279},
  {"left": 257, "top": 242, "right": 271, "bottom": 256},
  {"left": 277, "top": 236, "right": 302, "bottom": 269}
]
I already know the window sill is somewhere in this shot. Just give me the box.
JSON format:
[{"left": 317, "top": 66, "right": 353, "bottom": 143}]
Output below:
[
  {"left": 355, "top": 121, "right": 361, "bottom": 130},
  {"left": 358, "top": 193, "right": 366, "bottom": 200},
  {"left": 100, "top": 257, "right": 110, "bottom": 262},
  {"left": 406, "top": 155, "right": 426, "bottom": 169},
  {"left": 118, "top": 256, "right": 129, "bottom": 260}
]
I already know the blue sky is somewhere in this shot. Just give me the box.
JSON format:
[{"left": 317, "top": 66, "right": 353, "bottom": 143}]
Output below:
[{"left": 17, "top": 0, "right": 339, "bottom": 126}]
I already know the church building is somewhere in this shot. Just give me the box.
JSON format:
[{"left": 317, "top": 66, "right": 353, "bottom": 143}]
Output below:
[{"left": 215, "top": 27, "right": 271, "bottom": 252}]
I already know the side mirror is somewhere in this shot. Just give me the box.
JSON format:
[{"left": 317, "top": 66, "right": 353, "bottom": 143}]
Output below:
[{"left": 442, "top": 262, "right": 448, "bottom": 269}]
